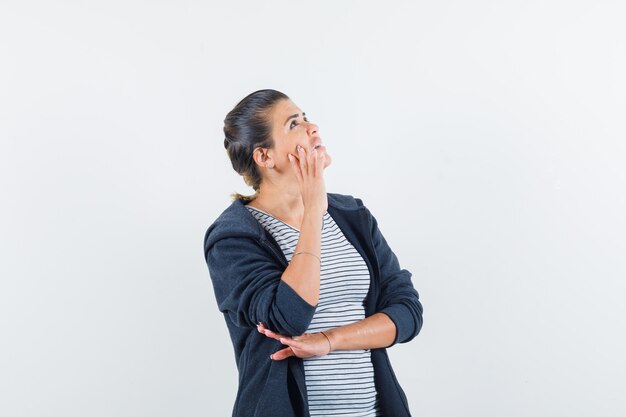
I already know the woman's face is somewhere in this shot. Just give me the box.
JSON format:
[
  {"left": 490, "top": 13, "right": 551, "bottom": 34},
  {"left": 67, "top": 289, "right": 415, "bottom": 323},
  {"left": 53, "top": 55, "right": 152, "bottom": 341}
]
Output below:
[{"left": 266, "top": 99, "right": 332, "bottom": 170}]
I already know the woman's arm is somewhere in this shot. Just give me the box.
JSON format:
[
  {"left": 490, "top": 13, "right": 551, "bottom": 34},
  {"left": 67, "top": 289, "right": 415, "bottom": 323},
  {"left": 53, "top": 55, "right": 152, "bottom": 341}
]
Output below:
[
  {"left": 324, "top": 312, "right": 396, "bottom": 350},
  {"left": 206, "top": 237, "right": 317, "bottom": 336},
  {"left": 367, "top": 206, "right": 423, "bottom": 344},
  {"left": 259, "top": 313, "right": 396, "bottom": 361},
  {"left": 259, "top": 203, "right": 423, "bottom": 360},
  {"left": 279, "top": 209, "right": 323, "bottom": 306},
  {"left": 279, "top": 145, "right": 328, "bottom": 306}
]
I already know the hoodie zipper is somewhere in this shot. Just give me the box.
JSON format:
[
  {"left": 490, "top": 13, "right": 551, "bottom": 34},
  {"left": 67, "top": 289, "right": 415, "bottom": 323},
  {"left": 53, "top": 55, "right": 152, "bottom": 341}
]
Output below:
[{"left": 259, "top": 234, "right": 289, "bottom": 268}]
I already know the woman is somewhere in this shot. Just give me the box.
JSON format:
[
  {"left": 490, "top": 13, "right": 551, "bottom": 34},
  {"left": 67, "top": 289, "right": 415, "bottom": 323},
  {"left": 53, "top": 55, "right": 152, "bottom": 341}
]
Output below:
[{"left": 203, "top": 89, "right": 423, "bottom": 417}]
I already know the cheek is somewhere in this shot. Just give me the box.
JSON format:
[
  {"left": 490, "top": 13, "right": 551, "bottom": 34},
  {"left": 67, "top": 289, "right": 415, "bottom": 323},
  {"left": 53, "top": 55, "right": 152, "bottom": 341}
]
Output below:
[{"left": 276, "top": 144, "right": 295, "bottom": 162}]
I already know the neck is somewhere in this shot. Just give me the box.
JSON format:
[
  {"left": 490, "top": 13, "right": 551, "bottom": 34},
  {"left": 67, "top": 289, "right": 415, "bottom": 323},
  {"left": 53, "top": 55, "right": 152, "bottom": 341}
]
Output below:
[{"left": 252, "top": 180, "right": 305, "bottom": 221}]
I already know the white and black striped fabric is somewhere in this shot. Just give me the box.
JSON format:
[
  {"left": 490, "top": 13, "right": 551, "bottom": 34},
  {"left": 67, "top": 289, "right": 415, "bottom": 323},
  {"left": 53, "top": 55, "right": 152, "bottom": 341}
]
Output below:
[{"left": 246, "top": 206, "right": 382, "bottom": 417}]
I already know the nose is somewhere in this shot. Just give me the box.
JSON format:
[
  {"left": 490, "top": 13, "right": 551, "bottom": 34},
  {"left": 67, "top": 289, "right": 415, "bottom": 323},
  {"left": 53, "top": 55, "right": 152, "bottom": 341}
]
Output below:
[{"left": 306, "top": 121, "right": 318, "bottom": 137}]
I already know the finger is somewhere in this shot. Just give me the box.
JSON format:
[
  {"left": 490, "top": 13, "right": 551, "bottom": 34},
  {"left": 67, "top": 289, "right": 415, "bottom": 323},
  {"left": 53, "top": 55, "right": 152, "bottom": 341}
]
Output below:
[
  {"left": 279, "top": 337, "right": 307, "bottom": 350},
  {"left": 256, "top": 323, "right": 289, "bottom": 340},
  {"left": 270, "top": 347, "right": 294, "bottom": 361},
  {"left": 319, "top": 152, "right": 326, "bottom": 173},
  {"left": 257, "top": 322, "right": 268, "bottom": 335},
  {"left": 301, "top": 145, "right": 313, "bottom": 177},
  {"left": 289, "top": 153, "right": 303, "bottom": 183},
  {"left": 262, "top": 328, "right": 290, "bottom": 342},
  {"left": 309, "top": 148, "right": 317, "bottom": 177},
  {"left": 297, "top": 145, "right": 307, "bottom": 175},
  {"left": 313, "top": 149, "right": 320, "bottom": 178}
]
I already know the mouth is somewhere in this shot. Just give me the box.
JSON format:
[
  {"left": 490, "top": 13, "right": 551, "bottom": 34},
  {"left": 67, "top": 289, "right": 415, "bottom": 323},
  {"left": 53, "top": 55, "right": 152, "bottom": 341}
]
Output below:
[{"left": 312, "top": 142, "right": 323, "bottom": 151}]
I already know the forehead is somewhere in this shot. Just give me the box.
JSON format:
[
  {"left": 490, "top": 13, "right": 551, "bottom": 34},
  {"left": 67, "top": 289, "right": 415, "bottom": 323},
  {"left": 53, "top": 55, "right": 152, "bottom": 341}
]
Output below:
[{"left": 270, "top": 99, "right": 302, "bottom": 122}]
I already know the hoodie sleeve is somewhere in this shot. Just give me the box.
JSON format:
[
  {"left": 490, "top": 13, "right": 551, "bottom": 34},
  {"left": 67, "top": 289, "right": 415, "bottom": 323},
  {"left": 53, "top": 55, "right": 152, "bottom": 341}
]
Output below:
[
  {"left": 366, "top": 207, "right": 424, "bottom": 345},
  {"left": 205, "top": 236, "right": 317, "bottom": 336}
]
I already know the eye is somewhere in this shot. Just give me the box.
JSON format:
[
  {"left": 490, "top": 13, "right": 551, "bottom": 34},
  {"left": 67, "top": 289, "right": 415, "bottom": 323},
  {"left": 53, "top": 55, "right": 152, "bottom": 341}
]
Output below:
[{"left": 289, "top": 116, "right": 309, "bottom": 130}]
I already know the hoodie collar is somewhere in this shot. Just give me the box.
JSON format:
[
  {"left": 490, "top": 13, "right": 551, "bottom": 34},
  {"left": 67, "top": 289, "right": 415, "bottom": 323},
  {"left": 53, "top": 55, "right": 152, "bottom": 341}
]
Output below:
[{"left": 204, "top": 193, "right": 364, "bottom": 252}]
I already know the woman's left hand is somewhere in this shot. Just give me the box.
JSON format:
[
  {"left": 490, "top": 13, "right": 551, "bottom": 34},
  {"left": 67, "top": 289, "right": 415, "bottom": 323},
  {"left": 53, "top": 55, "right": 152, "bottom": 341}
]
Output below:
[{"left": 257, "top": 322, "right": 332, "bottom": 361}]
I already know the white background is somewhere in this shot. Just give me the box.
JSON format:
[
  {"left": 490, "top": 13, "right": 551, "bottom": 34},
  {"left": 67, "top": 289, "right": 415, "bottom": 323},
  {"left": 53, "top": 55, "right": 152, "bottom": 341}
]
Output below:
[{"left": 2, "top": 1, "right": 625, "bottom": 416}]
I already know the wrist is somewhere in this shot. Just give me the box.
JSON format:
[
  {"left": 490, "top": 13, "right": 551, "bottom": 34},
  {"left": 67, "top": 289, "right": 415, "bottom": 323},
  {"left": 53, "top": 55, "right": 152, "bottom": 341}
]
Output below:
[
  {"left": 301, "top": 210, "right": 324, "bottom": 234},
  {"left": 324, "top": 329, "right": 339, "bottom": 351},
  {"left": 320, "top": 331, "right": 333, "bottom": 354},
  {"left": 303, "top": 206, "right": 326, "bottom": 218}
]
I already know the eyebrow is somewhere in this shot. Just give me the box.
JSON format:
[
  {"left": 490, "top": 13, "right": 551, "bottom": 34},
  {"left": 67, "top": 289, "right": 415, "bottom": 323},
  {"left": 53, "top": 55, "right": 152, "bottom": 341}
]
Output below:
[{"left": 284, "top": 112, "right": 306, "bottom": 126}]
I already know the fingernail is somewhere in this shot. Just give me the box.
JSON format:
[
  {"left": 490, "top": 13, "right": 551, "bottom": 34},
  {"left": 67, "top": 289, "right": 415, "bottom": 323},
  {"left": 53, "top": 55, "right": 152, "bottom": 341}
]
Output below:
[
  {"left": 297, "top": 146, "right": 303, "bottom": 152},
  {"left": 269, "top": 354, "right": 274, "bottom": 360},
  {"left": 288, "top": 154, "right": 293, "bottom": 161}
]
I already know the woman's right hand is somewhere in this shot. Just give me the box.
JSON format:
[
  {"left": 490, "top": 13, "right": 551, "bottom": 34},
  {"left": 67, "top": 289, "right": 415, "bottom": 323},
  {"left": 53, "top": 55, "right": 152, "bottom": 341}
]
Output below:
[
  {"left": 257, "top": 323, "right": 332, "bottom": 360},
  {"left": 289, "top": 145, "right": 328, "bottom": 215}
]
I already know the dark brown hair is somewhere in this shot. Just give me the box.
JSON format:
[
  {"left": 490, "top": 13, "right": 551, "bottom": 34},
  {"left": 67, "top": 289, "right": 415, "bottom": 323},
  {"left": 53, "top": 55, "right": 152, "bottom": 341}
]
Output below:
[{"left": 223, "top": 89, "right": 289, "bottom": 201}]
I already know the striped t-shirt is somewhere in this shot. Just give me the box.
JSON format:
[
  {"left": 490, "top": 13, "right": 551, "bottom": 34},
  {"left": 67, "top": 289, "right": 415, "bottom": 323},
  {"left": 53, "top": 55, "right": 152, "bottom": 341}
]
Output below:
[{"left": 245, "top": 205, "right": 381, "bottom": 417}]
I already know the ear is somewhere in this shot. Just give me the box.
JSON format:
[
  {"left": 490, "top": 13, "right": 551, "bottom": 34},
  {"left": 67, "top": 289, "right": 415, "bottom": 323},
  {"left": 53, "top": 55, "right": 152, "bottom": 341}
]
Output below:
[{"left": 252, "top": 147, "right": 274, "bottom": 169}]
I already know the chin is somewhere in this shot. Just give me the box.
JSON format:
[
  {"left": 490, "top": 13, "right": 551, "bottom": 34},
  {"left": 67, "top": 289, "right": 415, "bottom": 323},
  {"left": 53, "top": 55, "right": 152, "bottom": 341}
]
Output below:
[{"left": 323, "top": 153, "right": 332, "bottom": 168}]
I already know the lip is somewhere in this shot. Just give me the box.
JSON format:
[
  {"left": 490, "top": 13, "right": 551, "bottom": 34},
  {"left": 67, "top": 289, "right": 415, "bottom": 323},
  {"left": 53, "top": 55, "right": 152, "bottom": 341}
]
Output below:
[{"left": 312, "top": 142, "right": 323, "bottom": 151}]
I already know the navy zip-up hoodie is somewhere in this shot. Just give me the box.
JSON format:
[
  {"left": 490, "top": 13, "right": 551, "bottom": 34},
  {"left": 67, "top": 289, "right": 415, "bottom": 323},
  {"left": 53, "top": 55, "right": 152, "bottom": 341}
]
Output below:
[{"left": 203, "top": 192, "right": 423, "bottom": 417}]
